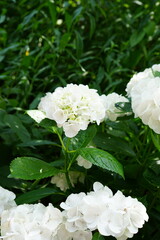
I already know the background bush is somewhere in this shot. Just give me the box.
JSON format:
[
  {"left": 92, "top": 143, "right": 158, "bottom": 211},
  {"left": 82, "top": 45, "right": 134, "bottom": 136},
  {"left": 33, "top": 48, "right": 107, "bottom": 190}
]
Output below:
[{"left": 0, "top": 0, "right": 160, "bottom": 239}]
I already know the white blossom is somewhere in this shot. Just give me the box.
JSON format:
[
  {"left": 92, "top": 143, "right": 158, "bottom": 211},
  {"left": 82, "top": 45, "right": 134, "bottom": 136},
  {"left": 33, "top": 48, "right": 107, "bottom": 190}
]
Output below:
[
  {"left": 76, "top": 146, "right": 94, "bottom": 169},
  {"left": 60, "top": 182, "right": 148, "bottom": 240},
  {"left": 97, "top": 190, "right": 149, "bottom": 239},
  {"left": 126, "top": 64, "right": 160, "bottom": 133},
  {"left": 0, "top": 186, "right": 16, "bottom": 218},
  {"left": 60, "top": 192, "right": 87, "bottom": 232},
  {"left": 126, "top": 64, "right": 160, "bottom": 97},
  {"left": 81, "top": 182, "right": 113, "bottom": 231},
  {"left": 38, "top": 84, "right": 106, "bottom": 137},
  {"left": 101, "top": 93, "right": 129, "bottom": 121},
  {"left": 76, "top": 155, "right": 92, "bottom": 169},
  {"left": 51, "top": 172, "right": 85, "bottom": 192},
  {"left": 1, "top": 203, "right": 63, "bottom": 240}
]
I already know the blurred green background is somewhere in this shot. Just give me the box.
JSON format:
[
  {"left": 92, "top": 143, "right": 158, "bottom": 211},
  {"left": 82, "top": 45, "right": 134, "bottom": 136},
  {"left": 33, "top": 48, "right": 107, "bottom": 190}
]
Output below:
[
  {"left": 1, "top": 0, "right": 160, "bottom": 110},
  {"left": 1, "top": 1, "right": 160, "bottom": 239}
]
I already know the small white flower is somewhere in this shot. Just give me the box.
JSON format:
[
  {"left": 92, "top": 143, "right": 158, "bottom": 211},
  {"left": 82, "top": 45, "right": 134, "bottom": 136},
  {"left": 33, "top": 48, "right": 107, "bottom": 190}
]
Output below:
[
  {"left": 76, "top": 155, "right": 92, "bottom": 169},
  {"left": 51, "top": 172, "right": 85, "bottom": 192},
  {"left": 76, "top": 146, "right": 94, "bottom": 169},
  {"left": 0, "top": 186, "right": 16, "bottom": 218},
  {"left": 38, "top": 84, "right": 106, "bottom": 137},
  {"left": 101, "top": 93, "right": 129, "bottom": 121},
  {"left": 56, "top": 19, "right": 63, "bottom": 25}
]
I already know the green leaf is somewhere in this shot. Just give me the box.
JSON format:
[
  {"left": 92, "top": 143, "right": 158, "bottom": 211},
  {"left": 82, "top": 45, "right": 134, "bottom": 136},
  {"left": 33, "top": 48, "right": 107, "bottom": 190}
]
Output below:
[
  {"left": 73, "top": 6, "right": 83, "bottom": 20},
  {"left": 78, "top": 148, "right": 124, "bottom": 178},
  {"left": 88, "top": 13, "right": 96, "bottom": 39},
  {"left": 151, "top": 130, "right": 160, "bottom": 152},
  {"left": 65, "top": 12, "right": 73, "bottom": 31},
  {"left": 59, "top": 33, "right": 71, "bottom": 51},
  {"left": 47, "top": 1, "right": 57, "bottom": 26},
  {"left": 96, "top": 66, "right": 105, "bottom": 84},
  {"left": 4, "top": 114, "right": 31, "bottom": 143},
  {"left": 10, "top": 157, "right": 60, "bottom": 180},
  {"left": 0, "top": 15, "right": 6, "bottom": 24},
  {"left": 92, "top": 232, "right": 105, "bottom": 240},
  {"left": 18, "top": 10, "right": 38, "bottom": 29},
  {"left": 18, "top": 140, "right": 59, "bottom": 147},
  {"left": 144, "top": 21, "right": 156, "bottom": 36},
  {"left": 65, "top": 125, "right": 97, "bottom": 151},
  {"left": 39, "top": 118, "right": 56, "bottom": 129},
  {"left": 0, "top": 43, "right": 19, "bottom": 56},
  {"left": 143, "top": 160, "right": 160, "bottom": 187},
  {"left": 129, "top": 31, "right": 145, "bottom": 47},
  {"left": 16, "top": 188, "right": 61, "bottom": 204},
  {"left": 94, "top": 133, "right": 135, "bottom": 157},
  {"left": 115, "top": 101, "right": 132, "bottom": 113},
  {"left": 75, "top": 30, "right": 83, "bottom": 58}
]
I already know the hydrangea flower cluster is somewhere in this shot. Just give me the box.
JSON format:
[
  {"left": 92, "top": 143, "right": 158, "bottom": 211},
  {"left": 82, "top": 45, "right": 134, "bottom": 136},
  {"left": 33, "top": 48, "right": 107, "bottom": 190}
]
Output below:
[
  {"left": 27, "top": 85, "right": 130, "bottom": 138},
  {"left": 38, "top": 84, "right": 106, "bottom": 138},
  {"left": 1, "top": 203, "right": 63, "bottom": 240},
  {"left": 60, "top": 182, "right": 149, "bottom": 240},
  {"left": 126, "top": 64, "right": 160, "bottom": 134},
  {"left": 0, "top": 183, "right": 148, "bottom": 240}
]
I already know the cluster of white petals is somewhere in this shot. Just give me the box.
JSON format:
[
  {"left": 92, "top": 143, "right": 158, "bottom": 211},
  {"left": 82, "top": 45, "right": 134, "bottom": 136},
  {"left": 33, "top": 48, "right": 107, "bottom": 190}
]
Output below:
[
  {"left": 0, "top": 183, "right": 148, "bottom": 240},
  {"left": 0, "top": 186, "right": 16, "bottom": 218},
  {"left": 51, "top": 172, "right": 85, "bottom": 192},
  {"left": 1, "top": 203, "right": 63, "bottom": 240},
  {"left": 101, "top": 93, "right": 129, "bottom": 121},
  {"left": 76, "top": 146, "right": 94, "bottom": 169},
  {"left": 60, "top": 182, "right": 149, "bottom": 240},
  {"left": 55, "top": 223, "right": 92, "bottom": 240},
  {"left": 126, "top": 64, "right": 160, "bottom": 133},
  {"left": 76, "top": 155, "right": 92, "bottom": 169},
  {"left": 38, "top": 84, "right": 106, "bottom": 137}
]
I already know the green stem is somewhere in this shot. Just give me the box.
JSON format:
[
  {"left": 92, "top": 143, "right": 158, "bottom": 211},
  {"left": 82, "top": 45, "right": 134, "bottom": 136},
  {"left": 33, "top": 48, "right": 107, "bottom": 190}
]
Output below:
[
  {"left": 55, "top": 133, "right": 76, "bottom": 188},
  {"left": 65, "top": 170, "right": 73, "bottom": 189},
  {"left": 30, "top": 179, "right": 40, "bottom": 190},
  {"left": 57, "top": 132, "right": 66, "bottom": 151}
]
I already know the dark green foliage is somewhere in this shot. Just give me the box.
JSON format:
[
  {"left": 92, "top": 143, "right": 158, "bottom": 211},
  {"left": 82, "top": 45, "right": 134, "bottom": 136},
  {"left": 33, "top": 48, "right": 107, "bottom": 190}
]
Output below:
[{"left": 0, "top": 0, "right": 160, "bottom": 239}]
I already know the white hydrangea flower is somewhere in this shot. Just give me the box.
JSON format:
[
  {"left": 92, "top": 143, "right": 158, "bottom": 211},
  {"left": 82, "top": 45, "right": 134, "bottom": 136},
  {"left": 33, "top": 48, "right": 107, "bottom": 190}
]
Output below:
[
  {"left": 38, "top": 84, "right": 106, "bottom": 137},
  {"left": 126, "top": 64, "right": 160, "bottom": 96},
  {"left": 97, "top": 190, "right": 149, "bottom": 239},
  {"left": 126, "top": 64, "right": 160, "bottom": 133},
  {"left": 60, "top": 192, "right": 88, "bottom": 232},
  {"left": 82, "top": 182, "right": 113, "bottom": 231},
  {"left": 51, "top": 172, "right": 85, "bottom": 192},
  {"left": 101, "top": 93, "right": 129, "bottom": 121},
  {"left": 0, "top": 186, "right": 16, "bottom": 218},
  {"left": 1, "top": 203, "right": 63, "bottom": 240},
  {"left": 60, "top": 182, "right": 148, "bottom": 240}
]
